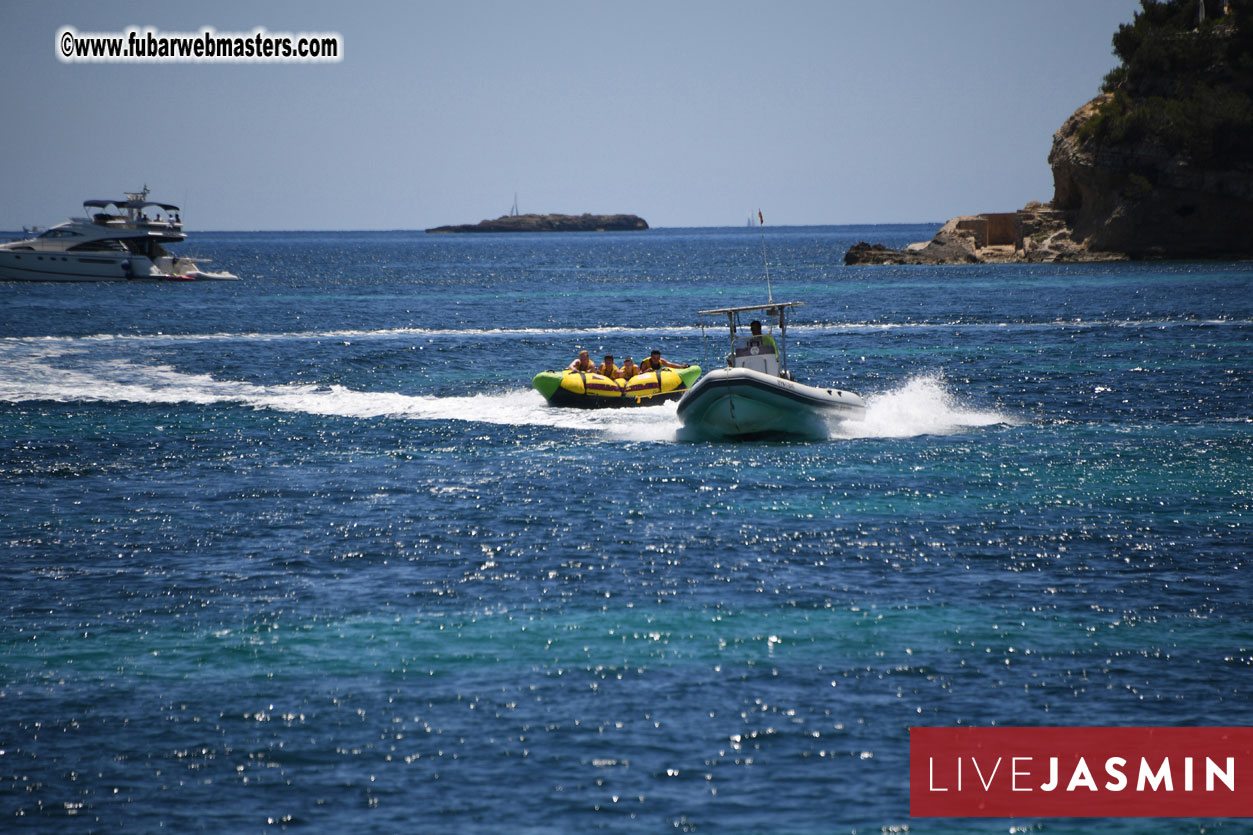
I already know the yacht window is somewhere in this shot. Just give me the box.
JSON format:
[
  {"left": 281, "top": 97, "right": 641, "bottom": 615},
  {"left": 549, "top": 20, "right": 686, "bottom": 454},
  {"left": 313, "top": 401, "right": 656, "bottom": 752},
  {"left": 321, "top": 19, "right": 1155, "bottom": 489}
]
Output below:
[{"left": 68, "top": 239, "right": 128, "bottom": 253}]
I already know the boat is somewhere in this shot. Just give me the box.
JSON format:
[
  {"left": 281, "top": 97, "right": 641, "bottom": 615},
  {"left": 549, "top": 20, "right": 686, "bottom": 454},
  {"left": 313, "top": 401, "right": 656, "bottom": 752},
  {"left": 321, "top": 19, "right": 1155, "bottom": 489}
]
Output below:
[
  {"left": 533, "top": 365, "right": 702, "bottom": 408},
  {"left": 0, "top": 187, "right": 237, "bottom": 282},
  {"left": 676, "top": 302, "right": 865, "bottom": 438}
]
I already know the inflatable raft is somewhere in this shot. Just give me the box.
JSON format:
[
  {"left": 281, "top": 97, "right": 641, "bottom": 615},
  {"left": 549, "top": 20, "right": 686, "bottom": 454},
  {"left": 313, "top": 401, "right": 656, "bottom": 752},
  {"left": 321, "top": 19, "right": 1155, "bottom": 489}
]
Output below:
[
  {"left": 676, "top": 302, "right": 865, "bottom": 439},
  {"left": 532, "top": 366, "right": 702, "bottom": 408}
]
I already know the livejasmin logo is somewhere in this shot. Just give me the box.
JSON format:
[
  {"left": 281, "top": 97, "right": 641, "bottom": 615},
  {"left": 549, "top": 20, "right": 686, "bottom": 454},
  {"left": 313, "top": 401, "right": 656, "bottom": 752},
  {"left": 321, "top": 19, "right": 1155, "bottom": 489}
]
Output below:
[
  {"left": 910, "top": 727, "right": 1253, "bottom": 818},
  {"left": 928, "top": 751, "right": 1234, "bottom": 793}
]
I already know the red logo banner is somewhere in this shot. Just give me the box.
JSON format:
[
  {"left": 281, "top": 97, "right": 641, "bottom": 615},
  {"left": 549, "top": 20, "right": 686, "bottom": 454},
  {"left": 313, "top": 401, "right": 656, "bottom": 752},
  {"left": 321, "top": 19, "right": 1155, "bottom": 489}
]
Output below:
[{"left": 911, "top": 727, "right": 1253, "bottom": 818}]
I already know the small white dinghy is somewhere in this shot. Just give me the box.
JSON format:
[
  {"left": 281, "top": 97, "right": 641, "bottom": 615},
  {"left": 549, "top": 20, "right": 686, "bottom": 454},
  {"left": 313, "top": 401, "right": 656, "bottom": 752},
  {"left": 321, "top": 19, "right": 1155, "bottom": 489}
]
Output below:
[{"left": 676, "top": 302, "right": 865, "bottom": 439}]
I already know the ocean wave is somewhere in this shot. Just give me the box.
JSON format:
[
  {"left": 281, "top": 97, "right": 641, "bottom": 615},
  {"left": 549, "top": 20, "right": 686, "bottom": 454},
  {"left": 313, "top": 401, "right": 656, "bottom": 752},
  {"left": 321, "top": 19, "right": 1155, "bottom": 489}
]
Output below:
[{"left": 0, "top": 316, "right": 1247, "bottom": 349}]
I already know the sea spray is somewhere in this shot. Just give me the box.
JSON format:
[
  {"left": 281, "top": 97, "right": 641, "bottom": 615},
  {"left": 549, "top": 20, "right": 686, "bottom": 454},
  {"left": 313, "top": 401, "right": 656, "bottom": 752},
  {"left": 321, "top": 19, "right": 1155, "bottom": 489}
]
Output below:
[{"left": 834, "top": 373, "right": 1013, "bottom": 439}]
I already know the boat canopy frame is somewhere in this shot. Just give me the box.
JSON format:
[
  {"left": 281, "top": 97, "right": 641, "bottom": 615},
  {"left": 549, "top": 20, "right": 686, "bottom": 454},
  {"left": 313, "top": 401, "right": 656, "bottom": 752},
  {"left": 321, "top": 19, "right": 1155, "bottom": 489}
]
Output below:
[
  {"left": 697, "top": 301, "right": 805, "bottom": 378},
  {"left": 83, "top": 186, "right": 182, "bottom": 230},
  {"left": 83, "top": 199, "right": 180, "bottom": 212}
]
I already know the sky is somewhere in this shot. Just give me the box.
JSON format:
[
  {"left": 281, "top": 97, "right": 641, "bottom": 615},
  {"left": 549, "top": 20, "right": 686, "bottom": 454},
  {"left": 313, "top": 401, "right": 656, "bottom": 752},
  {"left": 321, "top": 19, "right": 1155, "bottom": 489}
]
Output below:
[{"left": 1, "top": 1, "right": 1142, "bottom": 231}]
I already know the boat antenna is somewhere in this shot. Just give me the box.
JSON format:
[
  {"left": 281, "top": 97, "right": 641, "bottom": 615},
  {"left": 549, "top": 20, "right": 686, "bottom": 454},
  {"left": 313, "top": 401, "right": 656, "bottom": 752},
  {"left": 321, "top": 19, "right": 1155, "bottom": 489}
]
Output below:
[{"left": 757, "top": 209, "right": 773, "bottom": 303}]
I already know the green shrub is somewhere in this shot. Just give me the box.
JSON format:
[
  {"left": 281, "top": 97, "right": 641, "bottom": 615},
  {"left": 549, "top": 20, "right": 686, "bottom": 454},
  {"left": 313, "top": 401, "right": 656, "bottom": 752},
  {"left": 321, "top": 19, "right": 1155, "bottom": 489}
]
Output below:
[
  {"left": 1090, "top": 0, "right": 1253, "bottom": 165},
  {"left": 1125, "top": 172, "right": 1155, "bottom": 200}
]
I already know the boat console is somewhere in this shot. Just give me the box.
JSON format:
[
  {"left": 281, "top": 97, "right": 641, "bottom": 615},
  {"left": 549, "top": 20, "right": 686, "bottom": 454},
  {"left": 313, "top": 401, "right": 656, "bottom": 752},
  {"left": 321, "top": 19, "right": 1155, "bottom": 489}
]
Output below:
[{"left": 732, "top": 336, "right": 779, "bottom": 376}]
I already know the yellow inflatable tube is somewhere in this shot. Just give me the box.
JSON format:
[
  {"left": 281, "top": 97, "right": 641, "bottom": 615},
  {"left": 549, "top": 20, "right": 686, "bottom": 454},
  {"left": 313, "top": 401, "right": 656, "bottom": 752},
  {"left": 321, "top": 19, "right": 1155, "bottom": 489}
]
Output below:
[{"left": 532, "top": 366, "right": 702, "bottom": 408}]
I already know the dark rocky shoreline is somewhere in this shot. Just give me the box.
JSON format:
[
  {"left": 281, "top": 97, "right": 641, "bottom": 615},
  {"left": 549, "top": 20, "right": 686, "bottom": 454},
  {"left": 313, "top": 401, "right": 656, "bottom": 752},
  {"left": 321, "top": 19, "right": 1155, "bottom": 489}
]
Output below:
[{"left": 427, "top": 213, "right": 648, "bottom": 233}]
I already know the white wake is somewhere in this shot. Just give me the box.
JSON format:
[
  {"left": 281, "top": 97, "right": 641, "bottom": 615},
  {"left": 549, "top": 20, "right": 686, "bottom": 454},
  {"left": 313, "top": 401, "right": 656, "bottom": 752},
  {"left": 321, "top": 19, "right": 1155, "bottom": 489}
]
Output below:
[
  {"left": 0, "top": 341, "right": 677, "bottom": 439},
  {"left": 1, "top": 339, "right": 1012, "bottom": 441}
]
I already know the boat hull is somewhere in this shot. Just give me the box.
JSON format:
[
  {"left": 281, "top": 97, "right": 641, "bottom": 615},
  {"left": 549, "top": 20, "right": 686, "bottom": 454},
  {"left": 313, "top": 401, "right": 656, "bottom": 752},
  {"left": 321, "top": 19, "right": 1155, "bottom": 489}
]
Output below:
[
  {"left": 0, "top": 250, "right": 139, "bottom": 281},
  {"left": 533, "top": 366, "right": 701, "bottom": 408},
  {"left": 676, "top": 367, "right": 865, "bottom": 439},
  {"left": 0, "top": 251, "right": 237, "bottom": 282}
]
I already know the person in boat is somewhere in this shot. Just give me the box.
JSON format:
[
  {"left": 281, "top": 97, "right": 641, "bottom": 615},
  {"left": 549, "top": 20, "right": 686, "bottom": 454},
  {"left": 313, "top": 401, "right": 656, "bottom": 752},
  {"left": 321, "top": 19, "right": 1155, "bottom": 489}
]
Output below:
[
  {"left": 748, "top": 320, "right": 777, "bottom": 352},
  {"left": 568, "top": 350, "right": 594, "bottom": 372},
  {"left": 639, "top": 349, "right": 689, "bottom": 371},
  {"left": 597, "top": 354, "right": 619, "bottom": 378},
  {"left": 619, "top": 356, "right": 639, "bottom": 379}
]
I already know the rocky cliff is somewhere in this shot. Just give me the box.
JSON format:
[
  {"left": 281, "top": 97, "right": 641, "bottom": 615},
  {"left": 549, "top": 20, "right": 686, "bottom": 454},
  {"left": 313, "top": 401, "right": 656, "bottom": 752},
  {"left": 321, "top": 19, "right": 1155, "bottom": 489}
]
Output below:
[
  {"left": 847, "top": 0, "right": 1253, "bottom": 264},
  {"left": 1050, "top": 102, "right": 1253, "bottom": 259},
  {"left": 427, "top": 213, "right": 648, "bottom": 233}
]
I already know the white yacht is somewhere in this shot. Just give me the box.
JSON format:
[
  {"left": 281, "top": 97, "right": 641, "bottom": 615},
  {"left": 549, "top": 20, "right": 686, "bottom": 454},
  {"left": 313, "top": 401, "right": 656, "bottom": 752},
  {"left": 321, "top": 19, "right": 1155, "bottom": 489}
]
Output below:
[
  {"left": 0, "top": 188, "right": 236, "bottom": 281},
  {"left": 676, "top": 302, "right": 865, "bottom": 439}
]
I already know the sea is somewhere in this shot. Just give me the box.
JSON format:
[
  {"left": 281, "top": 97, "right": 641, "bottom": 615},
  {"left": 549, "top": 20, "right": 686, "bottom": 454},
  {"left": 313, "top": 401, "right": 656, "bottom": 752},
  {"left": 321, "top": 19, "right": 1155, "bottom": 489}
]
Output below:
[{"left": 1, "top": 224, "right": 1250, "bottom": 833}]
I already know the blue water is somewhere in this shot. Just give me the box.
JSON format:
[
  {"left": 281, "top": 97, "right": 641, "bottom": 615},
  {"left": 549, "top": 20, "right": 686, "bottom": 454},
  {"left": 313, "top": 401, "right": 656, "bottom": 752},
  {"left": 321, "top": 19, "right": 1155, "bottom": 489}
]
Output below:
[{"left": 2, "top": 225, "right": 1250, "bottom": 833}]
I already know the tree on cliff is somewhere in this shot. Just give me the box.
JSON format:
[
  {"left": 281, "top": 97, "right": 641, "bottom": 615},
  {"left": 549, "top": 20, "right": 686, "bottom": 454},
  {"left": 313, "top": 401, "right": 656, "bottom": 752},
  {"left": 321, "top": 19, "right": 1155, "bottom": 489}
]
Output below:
[
  {"left": 1085, "top": 0, "right": 1253, "bottom": 164},
  {"left": 847, "top": 0, "right": 1253, "bottom": 263}
]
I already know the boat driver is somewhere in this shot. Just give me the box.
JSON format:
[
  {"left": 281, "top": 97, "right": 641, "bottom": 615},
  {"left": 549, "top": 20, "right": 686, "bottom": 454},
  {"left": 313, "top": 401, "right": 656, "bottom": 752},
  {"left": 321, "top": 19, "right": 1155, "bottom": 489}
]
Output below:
[
  {"left": 568, "top": 350, "right": 595, "bottom": 372},
  {"left": 749, "top": 320, "right": 777, "bottom": 352},
  {"left": 639, "top": 349, "right": 690, "bottom": 371}
]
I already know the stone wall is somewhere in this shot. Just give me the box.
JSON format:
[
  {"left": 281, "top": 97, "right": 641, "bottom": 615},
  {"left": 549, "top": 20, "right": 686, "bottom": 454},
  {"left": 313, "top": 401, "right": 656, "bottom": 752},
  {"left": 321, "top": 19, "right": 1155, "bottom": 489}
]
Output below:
[{"left": 985, "top": 213, "right": 1016, "bottom": 246}]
